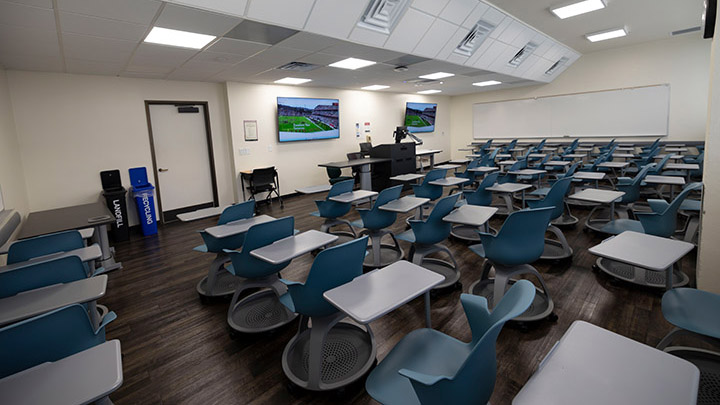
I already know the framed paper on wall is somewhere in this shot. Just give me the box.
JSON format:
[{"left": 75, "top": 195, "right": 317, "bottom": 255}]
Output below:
[{"left": 244, "top": 120, "right": 258, "bottom": 141}]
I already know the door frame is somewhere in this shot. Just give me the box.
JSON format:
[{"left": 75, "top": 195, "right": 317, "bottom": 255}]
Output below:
[{"left": 144, "top": 100, "right": 220, "bottom": 223}]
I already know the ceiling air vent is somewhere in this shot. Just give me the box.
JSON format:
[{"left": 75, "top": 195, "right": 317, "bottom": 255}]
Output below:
[
  {"left": 454, "top": 20, "right": 496, "bottom": 57},
  {"left": 357, "top": 0, "right": 411, "bottom": 34},
  {"left": 276, "top": 62, "right": 320, "bottom": 72},
  {"left": 545, "top": 57, "right": 569, "bottom": 75},
  {"left": 508, "top": 42, "right": 539, "bottom": 67}
]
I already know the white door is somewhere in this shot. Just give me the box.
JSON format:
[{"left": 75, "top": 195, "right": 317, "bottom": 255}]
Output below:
[{"left": 148, "top": 104, "right": 216, "bottom": 221}]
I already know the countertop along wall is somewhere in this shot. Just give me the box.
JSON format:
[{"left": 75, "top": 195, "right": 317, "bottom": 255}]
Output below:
[{"left": 225, "top": 81, "right": 451, "bottom": 199}]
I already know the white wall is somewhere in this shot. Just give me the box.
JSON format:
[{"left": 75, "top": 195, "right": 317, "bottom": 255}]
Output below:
[
  {"left": 450, "top": 34, "right": 711, "bottom": 157},
  {"left": 0, "top": 68, "right": 29, "bottom": 218},
  {"left": 6, "top": 71, "right": 235, "bottom": 226},
  {"left": 225, "top": 82, "right": 451, "bottom": 198}
]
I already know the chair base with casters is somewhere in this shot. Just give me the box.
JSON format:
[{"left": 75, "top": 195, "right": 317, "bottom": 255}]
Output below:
[
  {"left": 539, "top": 225, "right": 574, "bottom": 261},
  {"left": 227, "top": 274, "right": 297, "bottom": 335},
  {"left": 528, "top": 190, "right": 579, "bottom": 226},
  {"left": 468, "top": 260, "right": 555, "bottom": 324},
  {"left": 583, "top": 204, "right": 630, "bottom": 234},
  {"left": 449, "top": 222, "right": 497, "bottom": 243},
  {"left": 282, "top": 312, "right": 376, "bottom": 392},
  {"left": 311, "top": 213, "right": 357, "bottom": 243},
  {"left": 592, "top": 258, "right": 689, "bottom": 289},
  {"left": 355, "top": 227, "right": 403, "bottom": 269},
  {"left": 194, "top": 251, "right": 242, "bottom": 301},
  {"left": 405, "top": 243, "right": 461, "bottom": 291}
]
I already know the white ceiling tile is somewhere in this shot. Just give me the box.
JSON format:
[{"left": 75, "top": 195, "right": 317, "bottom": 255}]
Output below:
[
  {"left": 56, "top": 0, "right": 162, "bottom": 25},
  {"left": 348, "top": 25, "right": 388, "bottom": 47},
  {"left": 514, "top": 53, "right": 539, "bottom": 76},
  {"left": 65, "top": 58, "right": 125, "bottom": 75},
  {"left": 274, "top": 32, "right": 340, "bottom": 53},
  {"left": 246, "top": 0, "right": 314, "bottom": 30},
  {"left": 465, "top": 36, "right": 495, "bottom": 65},
  {"left": 445, "top": 52, "right": 468, "bottom": 65},
  {"left": 436, "top": 26, "right": 469, "bottom": 59},
  {"left": 206, "top": 37, "right": 269, "bottom": 55},
  {"left": 0, "top": 53, "right": 62, "bottom": 71},
  {"left": 0, "top": 23, "right": 59, "bottom": 57},
  {"left": 193, "top": 50, "right": 249, "bottom": 65},
  {"left": 304, "top": 0, "right": 367, "bottom": 39},
  {"left": 297, "top": 52, "right": 343, "bottom": 65},
  {"left": 131, "top": 43, "right": 198, "bottom": 67},
  {"left": 497, "top": 20, "right": 525, "bottom": 45},
  {"left": 0, "top": 1, "right": 55, "bottom": 28},
  {"left": 384, "top": 8, "right": 434, "bottom": 54},
  {"left": 473, "top": 40, "right": 505, "bottom": 69},
  {"left": 164, "top": 0, "right": 248, "bottom": 17},
  {"left": 154, "top": 3, "right": 241, "bottom": 36},
  {"left": 461, "top": 2, "right": 489, "bottom": 28},
  {"left": 411, "top": 0, "right": 451, "bottom": 16},
  {"left": 535, "top": 36, "right": 554, "bottom": 57},
  {"left": 4, "top": 0, "right": 52, "bottom": 8},
  {"left": 63, "top": 33, "right": 136, "bottom": 63},
  {"left": 412, "top": 18, "right": 457, "bottom": 58},
  {"left": 489, "top": 44, "right": 520, "bottom": 71},
  {"left": 120, "top": 71, "right": 168, "bottom": 79},
  {"left": 438, "top": 0, "right": 478, "bottom": 25},
  {"left": 60, "top": 12, "right": 147, "bottom": 42},
  {"left": 481, "top": 6, "right": 506, "bottom": 26},
  {"left": 125, "top": 64, "right": 171, "bottom": 74}
]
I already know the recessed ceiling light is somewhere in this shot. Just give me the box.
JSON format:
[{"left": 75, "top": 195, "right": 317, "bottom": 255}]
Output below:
[
  {"left": 419, "top": 72, "right": 454, "bottom": 80},
  {"left": 473, "top": 80, "right": 502, "bottom": 87},
  {"left": 144, "top": 26, "right": 215, "bottom": 49},
  {"left": 274, "top": 77, "right": 312, "bottom": 85},
  {"left": 586, "top": 28, "right": 627, "bottom": 42},
  {"left": 550, "top": 0, "right": 606, "bottom": 19},
  {"left": 361, "top": 85, "right": 390, "bottom": 90},
  {"left": 417, "top": 89, "right": 441, "bottom": 94},
  {"left": 329, "top": 57, "right": 376, "bottom": 70}
]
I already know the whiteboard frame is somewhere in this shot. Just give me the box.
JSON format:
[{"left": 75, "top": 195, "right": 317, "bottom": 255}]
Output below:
[{"left": 472, "top": 84, "right": 671, "bottom": 140}]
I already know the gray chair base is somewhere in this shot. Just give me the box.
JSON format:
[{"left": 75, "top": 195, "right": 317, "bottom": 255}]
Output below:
[
  {"left": 450, "top": 223, "right": 496, "bottom": 243},
  {"left": 551, "top": 203, "right": 579, "bottom": 226},
  {"left": 492, "top": 194, "right": 519, "bottom": 216},
  {"left": 470, "top": 262, "right": 555, "bottom": 323},
  {"left": 660, "top": 345, "right": 720, "bottom": 405},
  {"left": 196, "top": 253, "right": 242, "bottom": 300},
  {"left": 282, "top": 312, "right": 376, "bottom": 391},
  {"left": 361, "top": 229, "right": 403, "bottom": 268},
  {"left": 408, "top": 243, "right": 461, "bottom": 290},
  {"left": 227, "top": 275, "right": 297, "bottom": 334},
  {"left": 584, "top": 205, "right": 629, "bottom": 234},
  {"left": 679, "top": 211, "right": 700, "bottom": 245},
  {"left": 321, "top": 218, "right": 357, "bottom": 239},
  {"left": 592, "top": 258, "right": 689, "bottom": 289},
  {"left": 540, "top": 225, "right": 573, "bottom": 261}
]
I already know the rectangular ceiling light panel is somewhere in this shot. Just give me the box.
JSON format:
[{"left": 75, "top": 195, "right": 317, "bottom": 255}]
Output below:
[
  {"left": 586, "top": 28, "right": 627, "bottom": 42},
  {"left": 329, "top": 57, "right": 376, "bottom": 70},
  {"left": 362, "top": 85, "right": 390, "bottom": 90},
  {"left": 455, "top": 20, "right": 497, "bottom": 57},
  {"left": 508, "top": 42, "right": 538, "bottom": 67},
  {"left": 473, "top": 80, "right": 502, "bottom": 86},
  {"left": 274, "top": 77, "right": 312, "bottom": 85},
  {"left": 551, "top": 0, "right": 606, "bottom": 19},
  {"left": 417, "top": 89, "right": 441, "bottom": 94},
  {"left": 358, "top": 0, "right": 411, "bottom": 34},
  {"left": 144, "top": 27, "right": 216, "bottom": 49},
  {"left": 419, "top": 72, "right": 454, "bottom": 80}
]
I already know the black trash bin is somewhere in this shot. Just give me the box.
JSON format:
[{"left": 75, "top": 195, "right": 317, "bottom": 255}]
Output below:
[{"left": 100, "top": 169, "right": 129, "bottom": 242}]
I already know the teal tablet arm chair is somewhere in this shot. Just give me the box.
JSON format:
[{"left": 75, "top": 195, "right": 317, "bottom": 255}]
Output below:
[
  {"left": 450, "top": 172, "right": 500, "bottom": 243},
  {"left": 6, "top": 230, "right": 84, "bottom": 264},
  {"left": 351, "top": 185, "right": 403, "bottom": 268},
  {"left": 526, "top": 176, "right": 575, "bottom": 260},
  {"left": 193, "top": 200, "right": 255, "bottom": 301},
  {"left": 311, "top": 179, "right": 357, "bottom": 239},
  {"left": 365, "top": 280, "right": 535, "bottom": 405}
]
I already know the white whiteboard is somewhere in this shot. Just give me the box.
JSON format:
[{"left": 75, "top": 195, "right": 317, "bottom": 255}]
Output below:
[{"left": 473, "top": 85, "right": 670, "bottom": 139}]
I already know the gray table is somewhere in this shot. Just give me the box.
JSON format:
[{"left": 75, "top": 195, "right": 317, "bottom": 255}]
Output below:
[
  {"left": 598, "top": 161, "right": 630, "bottom": 177},
  {"left": 665, "top": 147, "right": 689, "bottom": 152},
  {"left": 0, "top": 274, "right": 107, "bottom": 327},
  {"left": 448, "top": 159, "right": 471, "bottom": 165},
  {"left": 644, "top": 175, "right": 685, "bottom": 198},
  {"left": 544, "top": 161, "right": 571, "bottom": 168},
  {"left": 295, "top": 184, "right": 332, "bottom": 194},
  {"left": 389, "top": 173, "right": 425, "bottom": 182},
  {"left": 205, "top": 215, "right": 276, "bottom": 239},
  {"left": 496, "top": 153, "right": 512, "bottom": 160},
  {"left": 416, "top": 149, "right": 442, "bottom": 170},
  {"left": 487, "top": 182, "right": 533, "bottom": 212},
  {"left": 0, "top": 339, "right": 123, "bottom": 405},
  {"left": 664, "top": 163, "right": 700, "bottom": 181},
  {"left": 329, "top": 190, "right": 378, "bottom": 204},
  {"left": 443, "top": 205, "right": 497, "bottom": 227},
  {"left": 319, "top": 158, "right": 391, "bottom": 190},
  {"left": 569, "top": 189, "right": 624, "bottom": 220},
  {"left": 513, "top": 321, "right": 699, "bottom": 405},
  {"left": 615, "top": 146, "right": 636, "bottom": 151},
  {"left": 468, "top": 166, "right": 499, "bottom": 174},
  {"left": 527, "top": 153, "right": 547, "bottom": 159},
  {"left": 428, "top": 177, "right": 469, "bottom": 187},
  {"left": 379, "top": 195, "right": 429, "bottom": 220},
  {"left": 434, "top": 164, "right": 461, "bottom": 171},
  {"left": 323, "top": 260, "right": 444, "bottom": 328},
  {"left": 17, "top": 202, "right": 121, "bottom": 272},
  {"left": 564, "top": 153, "right": 588, "bottom": 160},
  {"left": 572, "top": 171, "right": 606, "bottom": 189},
  {"left": 250, "top": 230, "right": 338, "bottom": 265},
  {"left": 589, "top": 231, "right": 695, "bottom": 290},
  {"left": 0, "top": 244, "right": 102, "bottom": 275}
]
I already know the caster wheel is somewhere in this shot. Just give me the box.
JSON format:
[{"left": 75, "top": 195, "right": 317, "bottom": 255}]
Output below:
[
  {"left": 609, "top": 278, "right": 621, "bottom": 286},
  {"left": 591, "top": 264, "right": 599, "bottom": 272},
  {"left": 228, "top": 329, "right": 240, "bottom": 341},
  {"left": 454, "top": 281, "right": 463, "bottom": 291},
  {"left": 517, "top": 322, "right": 530, "bottom": 333},
  {"left": 547, "top": 312, "right": 559, "bottom": 322}
]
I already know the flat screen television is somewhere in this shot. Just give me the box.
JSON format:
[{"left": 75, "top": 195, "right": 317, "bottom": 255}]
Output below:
[
  {"left": 277, "top": 97, "right": 340, "bottom": 142},
  {"left": 405, "top": 102, "right": 437, "bottom": 133}
]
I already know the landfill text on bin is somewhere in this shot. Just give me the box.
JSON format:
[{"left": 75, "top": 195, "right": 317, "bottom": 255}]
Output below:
[{"left": 112, "top": 199, "right": 124, "bottom": 228}]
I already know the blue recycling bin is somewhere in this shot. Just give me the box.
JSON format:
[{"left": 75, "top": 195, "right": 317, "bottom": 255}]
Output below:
[{"left": 129, "top": 167, "right": 158, "bottom": 236}]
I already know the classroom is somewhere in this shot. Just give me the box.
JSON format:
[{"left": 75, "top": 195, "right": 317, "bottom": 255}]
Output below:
[{"left": 0, "top": 0, "right": 717, "bottom": 404}]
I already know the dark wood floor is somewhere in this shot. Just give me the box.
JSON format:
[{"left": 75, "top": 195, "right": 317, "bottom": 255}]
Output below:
[{"left": 102, "top": 186, "right": 697, "bottom": 405}]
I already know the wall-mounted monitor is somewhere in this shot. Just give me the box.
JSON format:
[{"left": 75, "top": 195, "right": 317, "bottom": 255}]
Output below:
[
  {"left": 277, "top": 97, "right": 339, "bottom": 142},
  {"left": 405, "top": 102, "right": 437, "bottom": 133}
]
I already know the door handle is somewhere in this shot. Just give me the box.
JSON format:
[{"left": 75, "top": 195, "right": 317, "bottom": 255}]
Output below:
[{"left": 159, "top": 168, "right": 169, "bottom": 172}]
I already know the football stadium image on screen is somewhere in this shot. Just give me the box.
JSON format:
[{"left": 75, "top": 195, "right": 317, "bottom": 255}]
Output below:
[
  {"left": 405, "top": 102, "right": 436, "bottom": 133},
  {"left": 277, "top": 97, "right": 340, "bottom": 142}
]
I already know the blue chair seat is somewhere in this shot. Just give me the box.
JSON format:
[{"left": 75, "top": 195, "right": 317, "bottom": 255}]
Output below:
[
  {"left": 680, "top": 199, "right": 701, "bottom": 211},
  {"left": 661, "top": 170, "right": 686, "bottom": 177},
  {"left": 396, "top": 229, "right": 416, "bottom": 243},
  {"left": 529, "top": 187, "right": 550, "bottom": 197},
  {"left": 193, "top": 244, "right": 208, "bottom": 253},
  {"left": 365, "top": 328, "right": 471, "bottom": 405},
  {"left": 600, "top": 218, "right": 644, "bottom": 235},
  {"left": 350, "top": 219, "right": 364, "bottom": 228},
  {"left": 468, "top": 243, "right": 486, "bottom": 258},
  {"left": 310, "top": 211, "right": 321, "bottom": 217},
  {"left": 662, "top": 288, "right": 720, "bottom": 339}
]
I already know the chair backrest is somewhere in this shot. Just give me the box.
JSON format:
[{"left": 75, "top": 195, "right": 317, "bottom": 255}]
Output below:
[
  {"left": 566, "top": 139, "right": 579, "bottom": 152},
  {"left": 0, "top": 304, "right": 109, "bottom": 378},
  {"left": 359, "top": 142, "right": 372, "bottom": 155},
  {"left": 526, "top": 177, "right": 573, "bottom": 220},
  {"left": 411, "top": 194, "right": 460, "bottom": 245},
  {"left": 218, "top": 200, "right": 255, "bottom": 225},
  {"left": 652, "top": 154, "right": 672, "bottom": 173},
  {"left": 0, "top": 210, "right": 21, "bottom": 248},
  {"left": 616, "top": 163, "right": 655, "bottom": 203},
  {"left": 562, "top": 161, "right": 580, "bottom": 178},
  {"left": 7, "top": 230, "right": 85, "bottom": 264},
  {"left": 633, "top": 163, "right": 655, "bottom": 185},
  {"left": 413, "top": 169, "right": 447, "bottom": 200},
  {"left": 480, "top": 207, "right": 554, "bottom": 266},
  {"left": 347, "top": 152, "right": 363, "bottom": 160},
  {"left": 405, "top": 281, "right": 535, "bottom": 405},
  {"left": 327, "top": 179, "right": 354, "bottom": 198},
  {"left": 638, "top": 182, "right": 703, "bottom": 237},
  {"left": 250, "top": 167, "right": 276, "bottom": 188},
  {"left": 0, "top": 255, "right": 87, "bottom": 299},
  {"left": 326, "top": 167, "right": 343, "bottom": 180},
  {"left": 359, "top": 185, "right": 403, "bottom": 230},
  {"left": 316, "top": 179, "right": 354, "bottom": 218},
  {"left": 507, "top": 139, "right": 518, "bottom": 150},
  {"left": 465, "top": 172, "right": 499, "bottom": 206},
  {"left": 225, "top": 216, "right": 295, "bottom": 279},
  {"left": 285, "top": 236, "right": 369, "bottom": 318},
  {"left": 535, "top": 138, "right": 546, "bottom": 150}
]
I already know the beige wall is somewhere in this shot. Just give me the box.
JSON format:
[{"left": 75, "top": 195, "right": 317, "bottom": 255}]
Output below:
[
  {"left": 225, "top": 82, "right": 451, "bottom": 199},
  {"left": 6, "top": 71, "right": 235, "bottom": 226},
  {"left": 449, "top": 34, "right": 711, "bottom": 158},
  {"left": 0, "top": 68, "right": 28, "bottom": 219}
]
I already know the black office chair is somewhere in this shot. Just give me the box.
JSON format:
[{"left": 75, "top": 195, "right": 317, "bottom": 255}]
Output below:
[
  {"left": 247, "top": 167, "right": 282, "bottom": 208},
  {"left": 359, "top": 142, "right": 372, "bottom": 158},
  {"left": 347, "top": 152, "right": 363, "bottom": 187}
]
